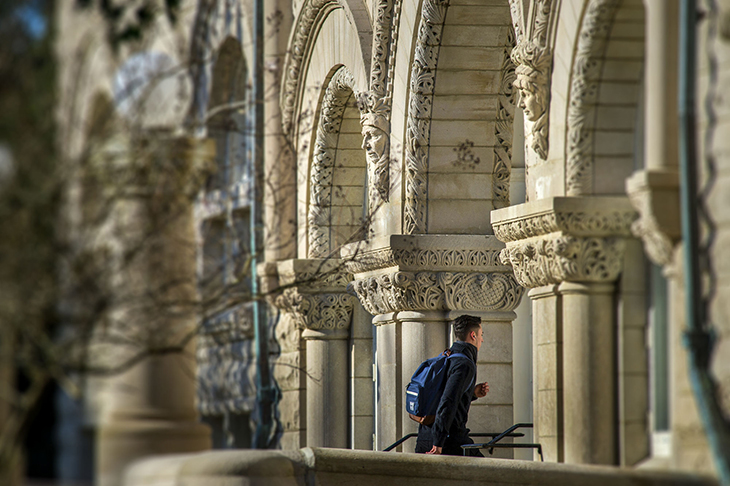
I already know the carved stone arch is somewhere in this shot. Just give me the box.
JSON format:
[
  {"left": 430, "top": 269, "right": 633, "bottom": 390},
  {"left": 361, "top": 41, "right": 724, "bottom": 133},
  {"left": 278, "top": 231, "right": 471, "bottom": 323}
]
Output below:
[
  {"left": 307, "top": 66, "right": 359, "bottom": 258},
  {"left": 403, "top": 0, "right": 516, "bottom": 234},
  {"left": 403, "top": 0, "right": 451, "bottom": 235},
  {"left": 565, "top": 0, "right": 645, "bottom": 196},
  {"left": 281, "top": 0, "right": 372, "bottom": 137}
]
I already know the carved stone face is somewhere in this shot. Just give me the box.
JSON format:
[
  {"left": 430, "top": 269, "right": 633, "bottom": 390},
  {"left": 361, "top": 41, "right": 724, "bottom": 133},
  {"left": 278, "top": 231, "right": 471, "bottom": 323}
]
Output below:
[
  {"left": 361, "top": 124, "right": 387, "bottom": 163},
  {"left": 517, "top": 83, "right": 540, "bottom": 122}
]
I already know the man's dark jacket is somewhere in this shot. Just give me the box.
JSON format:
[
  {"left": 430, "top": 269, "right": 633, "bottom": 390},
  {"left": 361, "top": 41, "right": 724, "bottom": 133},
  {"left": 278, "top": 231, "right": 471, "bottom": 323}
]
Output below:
[{"left": 415, "top": 340, "right": 480, "bottom": 456}]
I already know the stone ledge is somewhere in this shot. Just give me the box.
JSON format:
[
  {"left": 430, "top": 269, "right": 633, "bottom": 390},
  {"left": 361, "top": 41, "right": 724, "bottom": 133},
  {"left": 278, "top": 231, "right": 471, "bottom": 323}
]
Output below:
[
  {"left": 123, "top": 447, "right": 718, "bottom": 486},
  {"left": 490, "top": 196, "right": 637, "bottom": 242}
]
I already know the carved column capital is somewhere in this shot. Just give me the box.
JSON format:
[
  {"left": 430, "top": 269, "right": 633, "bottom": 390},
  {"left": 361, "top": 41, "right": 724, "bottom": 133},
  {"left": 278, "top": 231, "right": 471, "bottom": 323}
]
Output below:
[
  {"left": 266, "top": 259, "right": 354, "bottom": 333},
  {"left": 342, "top": 235, "right": 525, "bottom": 316},
  {"left": 626, "top": 169, "right": 681, "bottom": 267},
  {"left": 491, "top": 197, "right": 637, "bottom": 288}
]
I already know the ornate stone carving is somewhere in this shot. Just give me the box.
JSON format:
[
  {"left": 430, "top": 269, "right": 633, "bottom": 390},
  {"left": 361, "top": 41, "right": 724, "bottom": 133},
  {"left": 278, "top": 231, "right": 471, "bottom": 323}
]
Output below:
[
  {"left": 509, "top": 0, "right": 526, "bottom": 44},
  {"left": 626, "top": 170, "right": 681, "bottom": 267},
  {"left": 308, "top": 68, "right": 355, "bottom": 258},
  {"left": 500, "top": 236, "right": 625, "bottom": 288},
  {"left": 345, "top": 247, "right": 504, "bottom": 274},
  {"left": 493, "top": 209, "right": 636, "bottom": 242},
  {"left": 341, "top": 235, "right": 509, "bottom": 274},
  {"left": 511, "top": 0, "right": 554, "bottom": 160},
  {"left": 349, "top": 271, "right": 524, "bottom": 315},
  {"left": 630, "top": 217, "right": 675, "bottom": 267},
  {"left": 356, "top": 0, "right": 403, "bottom": 207},
  {"left": 404, "top": 0, "right": 450, "bottom": 234},
  {"left": 281, "top": 0, "right": 341, "bottom": 135},
  {"left": 358, "top": 96, "right": 391, "bottom": 206},
  {"left": 276, "top": 290, "right": 354, "bottom": 331},
  {"left": 494, "top": 29, "right": 518, "bottom": 209},
  {"left": 343, "top": 235, "right": 522, "bottom": 316},
  {"left": 565, "top": 0, "right": 619, "bottom": 196},
  {"left": 268, "top": 259, "right": 354, "bottom": 331},
  {"left": 511, "top": 40, "right": 551, "bottom": 160},
  {"left": 491, "top": 197, "right": 637, "bottom": 288}
]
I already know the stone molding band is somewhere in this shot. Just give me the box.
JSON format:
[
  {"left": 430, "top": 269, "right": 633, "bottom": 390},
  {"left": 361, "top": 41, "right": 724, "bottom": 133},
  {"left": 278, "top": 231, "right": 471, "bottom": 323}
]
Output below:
[
  {"left": 345, "top": 247, "right": 508, "bottom": 275},
  {"left": 493, "top": 209, "right": 636, "bottom": 242}
]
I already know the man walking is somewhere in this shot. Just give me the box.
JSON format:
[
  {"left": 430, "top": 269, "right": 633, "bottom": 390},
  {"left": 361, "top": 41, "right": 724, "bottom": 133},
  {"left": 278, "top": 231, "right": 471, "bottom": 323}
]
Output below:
[{"left": 415, "top": 314, "right": 489, "bottom": 456}]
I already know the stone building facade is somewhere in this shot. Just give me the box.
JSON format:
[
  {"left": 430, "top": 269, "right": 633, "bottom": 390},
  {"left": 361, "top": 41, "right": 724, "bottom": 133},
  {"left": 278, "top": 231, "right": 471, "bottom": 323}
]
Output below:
[{"left": 53, "top": 0, "right": 730, "bottom": 485}]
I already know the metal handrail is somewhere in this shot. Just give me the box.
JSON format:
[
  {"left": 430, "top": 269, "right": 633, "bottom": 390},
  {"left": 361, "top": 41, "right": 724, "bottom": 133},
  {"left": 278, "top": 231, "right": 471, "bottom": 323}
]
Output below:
[
  {"left": 460, "top": 423, "right": 544, "bottom": 461},
  {"left": 383, "top": 431, "right": 525, "bottom": 452}
]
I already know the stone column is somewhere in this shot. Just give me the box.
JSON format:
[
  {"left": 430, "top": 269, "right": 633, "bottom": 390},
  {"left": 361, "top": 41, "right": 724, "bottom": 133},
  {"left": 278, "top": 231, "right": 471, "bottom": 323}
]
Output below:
[
  {"left": 627, "top": 0, "right": 680, "bottom": 267},
  {"left": 350, "top": 304, "right": 374, "bottom": 450},
  {"left": 373, "top": 313, "right": 400, "bottom": 452},
  {"left": 303, "top": 327, "right": 349, "bottom": 447},
  {"left": 528, "top": 285, "right": 563, "bottom": 462},
  {"left": 492, "top": 197, "right": 636, "bottom": 465},
  {"left": 95, "top": 135, "right": 215, "bottom": 486},
  {"left": 559, "top": 282, "right": 616, "bottom": 464},
  {"left": 270, "top": 259, "right": 354, "bottom": 448},
  {"left": 399, "top": 311, "right": 449, "bottom": 453},
  {"left": 344, "top": 235, "right": 524, "bottom": 452},
  {"left": 643, "top": 0, "right": 679, "bottom": 173}
]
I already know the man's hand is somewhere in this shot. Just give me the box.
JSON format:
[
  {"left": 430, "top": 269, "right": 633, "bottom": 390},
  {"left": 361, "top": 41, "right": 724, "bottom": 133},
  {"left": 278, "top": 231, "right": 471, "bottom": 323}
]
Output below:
[
  {"left": 426, "top": 445, "right": 442, "bottom": 455},
  {"left": 474, "top": 382, "right": 489, "bottom": 398}
]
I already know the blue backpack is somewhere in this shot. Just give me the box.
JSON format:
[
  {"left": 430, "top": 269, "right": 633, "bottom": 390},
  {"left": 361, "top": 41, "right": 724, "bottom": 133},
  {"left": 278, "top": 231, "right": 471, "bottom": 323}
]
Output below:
[{"left": 405, "top": 351, "right": 470, "bottom": 425}]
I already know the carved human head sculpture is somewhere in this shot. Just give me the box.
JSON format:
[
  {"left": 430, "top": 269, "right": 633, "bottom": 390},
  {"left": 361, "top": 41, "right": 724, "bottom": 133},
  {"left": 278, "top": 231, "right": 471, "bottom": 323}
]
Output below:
[
  {"left": 360, "top": 112, "right": 389, "bottom": 162},
  {"left": 510, "top": 41, "right": 550, "bottom": 123},
  {"left": 359, "top": 107, "right": 391, "bottom": 203},
  {"left": 510, "top": 40, "right": 551, "bottom": 159}
]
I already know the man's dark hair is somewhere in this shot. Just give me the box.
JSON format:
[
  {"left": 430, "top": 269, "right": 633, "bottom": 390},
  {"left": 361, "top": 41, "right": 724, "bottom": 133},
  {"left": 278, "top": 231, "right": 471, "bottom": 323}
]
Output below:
[{"left": 453, "top": 315, "right": 482, "bottom": 341}]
